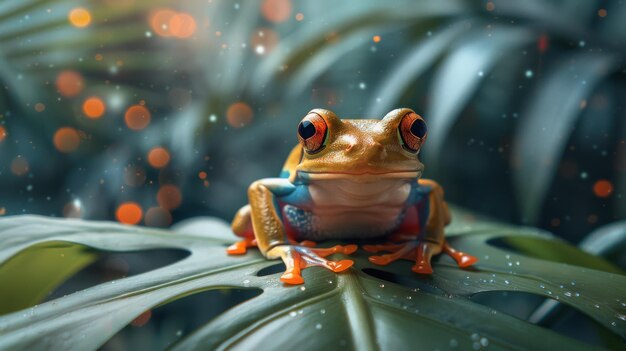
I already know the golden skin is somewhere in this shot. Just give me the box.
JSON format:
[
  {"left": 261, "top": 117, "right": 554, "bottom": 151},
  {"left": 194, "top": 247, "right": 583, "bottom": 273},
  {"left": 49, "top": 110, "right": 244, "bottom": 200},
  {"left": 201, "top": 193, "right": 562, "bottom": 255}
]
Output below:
[{"left": 228, "top": 108, "right": 478, "bottom": 284}]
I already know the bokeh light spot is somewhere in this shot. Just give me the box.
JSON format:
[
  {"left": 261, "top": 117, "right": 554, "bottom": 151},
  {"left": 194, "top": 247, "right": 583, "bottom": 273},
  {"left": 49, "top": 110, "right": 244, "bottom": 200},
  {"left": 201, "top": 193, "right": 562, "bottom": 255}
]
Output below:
[
  {"left": 116, "top": 202, "right": 143, "bottom": 225},
  {"left": 372, "top": 35, "right": 381, "bottom": 43},
  {"left": 0, "top": 126, "right": 7, "bottom": 142},
  {"left": 125, "top": 105, "right": 151, "bottom": 130},
  {"left": 56, "top": 70, "right": 84, "bottom": 97},
  {"left": 198, "top": 171, "right": 207, "bottom": 180},
  {"left": 69, "top": 8, "right": 92, "bottom": 28},
  {"left": 53, "top": 127, "right": 81, "bottom": 153},
  {"left": 63, "top": 201, "right": 82, "bottom": 218},
  {"left": 593, "top": 179, "right": 613, "bottom": 197},
  {"left": 170, "top": 13, "right": 197, "bottom": 38},
  {"left": 157, "top": 185, "right": 182, "bottom": 210},
  {"left": 147, "top": 147, "right": 171, "bottom": 169},
  {"left": 261, "top": 0, "right": 292, "bottom": 23},
  {"left": 34, "top": 103, "right": 46, "bottom": 112},
  {"left": 226, "top": 102, "right": 254, "bottom": 128},
  {"left": 486, "top": 2, "right": 495, "bottom": 11},
  {"left": 598, "top": 8, "right": 607, "bottom": 17},
  {"left": 150, "top": 9, "right": 176, "bottom": 37},
  {"left": 131, "top": 310, "right": 152, "bottom": 327},
  {"left": 250, "top": 28, "right": 279, "bottom": 56},
  {"left": 83, "top": 97, "right": 106, "bottom": 119},
  {"left": 537, "top": 34, "right": 549, "bottom": 53},
  {"left": 145, "top": 207, "right": 172, "bottom": 227},
  {"left": 11, "top": 157, "right": 29, "bottom": 176},
  {"left": 295, "top": 13, "right": 304, "bottom": 21}
]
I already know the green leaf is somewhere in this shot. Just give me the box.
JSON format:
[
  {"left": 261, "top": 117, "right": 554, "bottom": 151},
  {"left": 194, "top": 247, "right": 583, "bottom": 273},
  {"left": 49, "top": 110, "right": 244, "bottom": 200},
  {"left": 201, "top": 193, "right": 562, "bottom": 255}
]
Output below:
[
  {"left": 511, "top": 54, "right": 616, "bottom": 223},
  {"left": 366, "top": 23, "right": 468, "bottom": 117},
  {"left": 0, "top": 213, "right": 624, "bottom": 350},
  {"left": 423, "top": 25, "right": 533, "bottom": 161}
]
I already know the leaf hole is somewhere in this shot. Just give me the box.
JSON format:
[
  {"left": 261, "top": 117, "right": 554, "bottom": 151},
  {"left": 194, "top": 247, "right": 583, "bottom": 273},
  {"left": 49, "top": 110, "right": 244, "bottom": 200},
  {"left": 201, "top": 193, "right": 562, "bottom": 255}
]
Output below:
[
  {"left": 487, "top": 236, "right": 622, "bottom": 274},
  {"left": 44, "top": 248, "right": 190, "bottom": 302},
  {"left": 101, "top": 287, "right": 262, "bottom": 350},
  {"left": 256, "top": 262, "right": 285, "bottom": 276},
  {"left": 470, "top": 290, "right": 624, "bottom": 348}
]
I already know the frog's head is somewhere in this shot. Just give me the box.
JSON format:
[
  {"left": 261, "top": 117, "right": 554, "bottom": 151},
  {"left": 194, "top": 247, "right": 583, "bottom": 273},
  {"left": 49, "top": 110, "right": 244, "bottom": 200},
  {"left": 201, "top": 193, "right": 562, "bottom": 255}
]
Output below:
[{"left": 295, "top": 108, "right": 427, "bottom": 181}]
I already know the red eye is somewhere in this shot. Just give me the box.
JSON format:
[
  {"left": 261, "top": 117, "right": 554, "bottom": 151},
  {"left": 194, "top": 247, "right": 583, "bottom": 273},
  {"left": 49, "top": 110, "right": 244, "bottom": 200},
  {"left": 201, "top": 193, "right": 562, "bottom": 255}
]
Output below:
[
  {"left": 398, "top": 112, "right": 427, "bottom": 153},
  {"left": 297, "top": 113, "right": 328, "bottom": 154}
]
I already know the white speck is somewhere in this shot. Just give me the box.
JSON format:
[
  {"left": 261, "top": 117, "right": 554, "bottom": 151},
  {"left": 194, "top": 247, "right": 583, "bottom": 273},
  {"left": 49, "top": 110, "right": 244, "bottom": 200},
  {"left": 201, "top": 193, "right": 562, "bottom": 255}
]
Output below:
[
  {"left": 358, "top": 82, "right": 366, "bottom": 90},
  {"left": 289, "top": 311, "right": 297, "bottom": 317},
  {"left": 539, "top": 284, "right": 545, "bottom": 289},
  {"left": 176, "top": 330, "right": 182, "bottom": 336},
  {"left": 515, "top": 261, "right": 520, "bottom": 266},
  {"left": 507, "top": 262, "right": 513, "bottom": 267},
  {"left": 242, "top": 279, "right": 250, "bottom": 286},
  {"left": 209, "top": 114, "right": 217, "bottom": 122},
  {"left": 379, "top": 284, "right": 385, "bottom": 288},
  {"left": 564, "top": 291, "right": 572, "bottom": 297},
  {"left": 255, "top": 45, "right": 266, "bottom": 55},
  {"left": 505, "top": 254, "right": 511, "bottom": 259},
  {"left": 234, "top": 3, "right": 240, "bottom": 9},
  {"left": 580, "top": 172, "right": 588, "bottom": 179},
  {"left": 145, "top": 31, "right": 152, "bottom": 38},
  {"left": 480, "top": 337, "right": 489, "bottom": 347},
  {"left": 579, "top": 41, "right": 585, "bottom": 47},
  {"left": 299, "top": 286, "right": 306, "bottom": 291},
  {"left": 477, "top": 71, "right": 484, "bottom": 77},
  {"left": 525, "top": 70, "right": 533, "bottom": 78},
  {"left": 320, "top": 309, "right": 326, "bottom": 315},
  {"left": 594, "top": 304, "right": 600, "bottom": 309},
  {"left": 504, "top": 280, "right": 510, "bottom": 285},
  {"left": 616, "top": 313, "right": 626, "bottom": 321},
  {"left": 315, "top": 323, "right": 322, "bottom": 330}
]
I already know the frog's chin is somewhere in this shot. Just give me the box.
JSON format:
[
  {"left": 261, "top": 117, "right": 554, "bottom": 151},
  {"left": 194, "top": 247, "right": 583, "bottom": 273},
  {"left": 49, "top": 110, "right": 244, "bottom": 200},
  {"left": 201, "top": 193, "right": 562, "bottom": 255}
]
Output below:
[{"left": 297, "top": 170, "right": 421, "bottom": 182}]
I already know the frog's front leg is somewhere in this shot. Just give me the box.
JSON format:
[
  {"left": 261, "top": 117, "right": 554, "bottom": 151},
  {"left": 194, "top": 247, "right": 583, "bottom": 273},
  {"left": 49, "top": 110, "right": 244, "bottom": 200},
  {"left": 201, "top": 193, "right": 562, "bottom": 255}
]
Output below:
[
  {"left": 365, "top": 179, "right": 477, "bottom": 274},
  {"left": 244, "top": 178, "right": 356, "bottom": 284}
]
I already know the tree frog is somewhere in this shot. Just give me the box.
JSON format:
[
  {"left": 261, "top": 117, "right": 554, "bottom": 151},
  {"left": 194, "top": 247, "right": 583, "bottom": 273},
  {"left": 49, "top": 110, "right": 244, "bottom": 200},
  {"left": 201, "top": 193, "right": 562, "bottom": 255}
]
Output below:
[{"left": 227, "top": 108, "right": 477, "bottom": 284}]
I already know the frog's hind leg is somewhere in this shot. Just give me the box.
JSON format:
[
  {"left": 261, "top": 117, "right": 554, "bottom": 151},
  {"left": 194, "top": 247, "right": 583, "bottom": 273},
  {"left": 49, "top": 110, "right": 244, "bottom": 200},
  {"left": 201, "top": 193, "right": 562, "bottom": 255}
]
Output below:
[
  {"left": 442, "top": 240, "right": 478, "bottom": 268},
  {"left": 227, "top": 205, "right": 258, "bottom": 255},
  {"left": 365, "top": 241, "right": 418, "bottom": 265}
]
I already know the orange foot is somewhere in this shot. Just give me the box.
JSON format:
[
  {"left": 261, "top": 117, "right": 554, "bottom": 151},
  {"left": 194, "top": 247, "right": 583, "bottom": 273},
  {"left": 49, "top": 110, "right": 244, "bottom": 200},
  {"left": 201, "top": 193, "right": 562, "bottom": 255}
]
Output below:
[
  {"left": 364, "top": 240, "right": 477, "bottom": 274},
  {"left": 226, "top": 237, "right": 257, "bottom": 255},
  {"left": 268, "top": 244, "right": 357, "bottom": 285}
]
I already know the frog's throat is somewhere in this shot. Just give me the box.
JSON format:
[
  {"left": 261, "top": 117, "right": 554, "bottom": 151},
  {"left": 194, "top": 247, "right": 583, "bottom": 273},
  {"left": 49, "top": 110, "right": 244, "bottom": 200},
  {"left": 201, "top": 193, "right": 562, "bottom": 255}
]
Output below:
[{"left": 296, "top": 170, "right": 421, "bottom": 181}]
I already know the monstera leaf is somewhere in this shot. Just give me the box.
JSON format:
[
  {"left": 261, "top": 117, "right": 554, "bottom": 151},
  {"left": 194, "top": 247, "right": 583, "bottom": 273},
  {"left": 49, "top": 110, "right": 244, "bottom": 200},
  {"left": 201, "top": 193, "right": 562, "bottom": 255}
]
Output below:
[{"left": 0, "top": 211, "right": 625, "bottom": 350}]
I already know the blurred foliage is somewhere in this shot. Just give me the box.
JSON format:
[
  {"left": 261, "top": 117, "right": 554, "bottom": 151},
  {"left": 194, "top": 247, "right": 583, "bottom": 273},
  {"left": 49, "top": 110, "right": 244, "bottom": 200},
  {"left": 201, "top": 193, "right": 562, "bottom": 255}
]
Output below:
[
  {"left": 0, "top": 1, "right": 624, "bottom": 248},
  {"left": 0, "top": 214, "right": 625, "bottom": 350}
]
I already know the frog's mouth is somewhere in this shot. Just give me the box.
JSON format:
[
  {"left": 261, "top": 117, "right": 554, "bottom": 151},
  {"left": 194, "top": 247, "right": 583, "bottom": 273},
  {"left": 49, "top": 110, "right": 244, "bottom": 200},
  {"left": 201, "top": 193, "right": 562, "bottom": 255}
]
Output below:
[{"left": 297, "top": 170, "right": 421, "bottom": 182}]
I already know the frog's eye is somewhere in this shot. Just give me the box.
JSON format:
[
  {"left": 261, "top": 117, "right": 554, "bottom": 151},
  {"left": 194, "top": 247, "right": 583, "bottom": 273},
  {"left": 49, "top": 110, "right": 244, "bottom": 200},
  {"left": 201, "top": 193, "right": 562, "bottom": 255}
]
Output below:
[
  {"left": 398, "top": 112, "right": 427, "bottom": 153},
  {"left": 297, "top": 113, "right": 328, "bottom": 154}
]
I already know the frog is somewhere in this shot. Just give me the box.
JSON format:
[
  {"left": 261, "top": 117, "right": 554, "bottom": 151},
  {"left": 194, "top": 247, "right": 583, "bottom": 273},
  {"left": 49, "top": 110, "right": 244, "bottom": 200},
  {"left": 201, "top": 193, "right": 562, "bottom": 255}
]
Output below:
[{"left": 227, "top": 108, "right": 477, "bottom": 284}]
